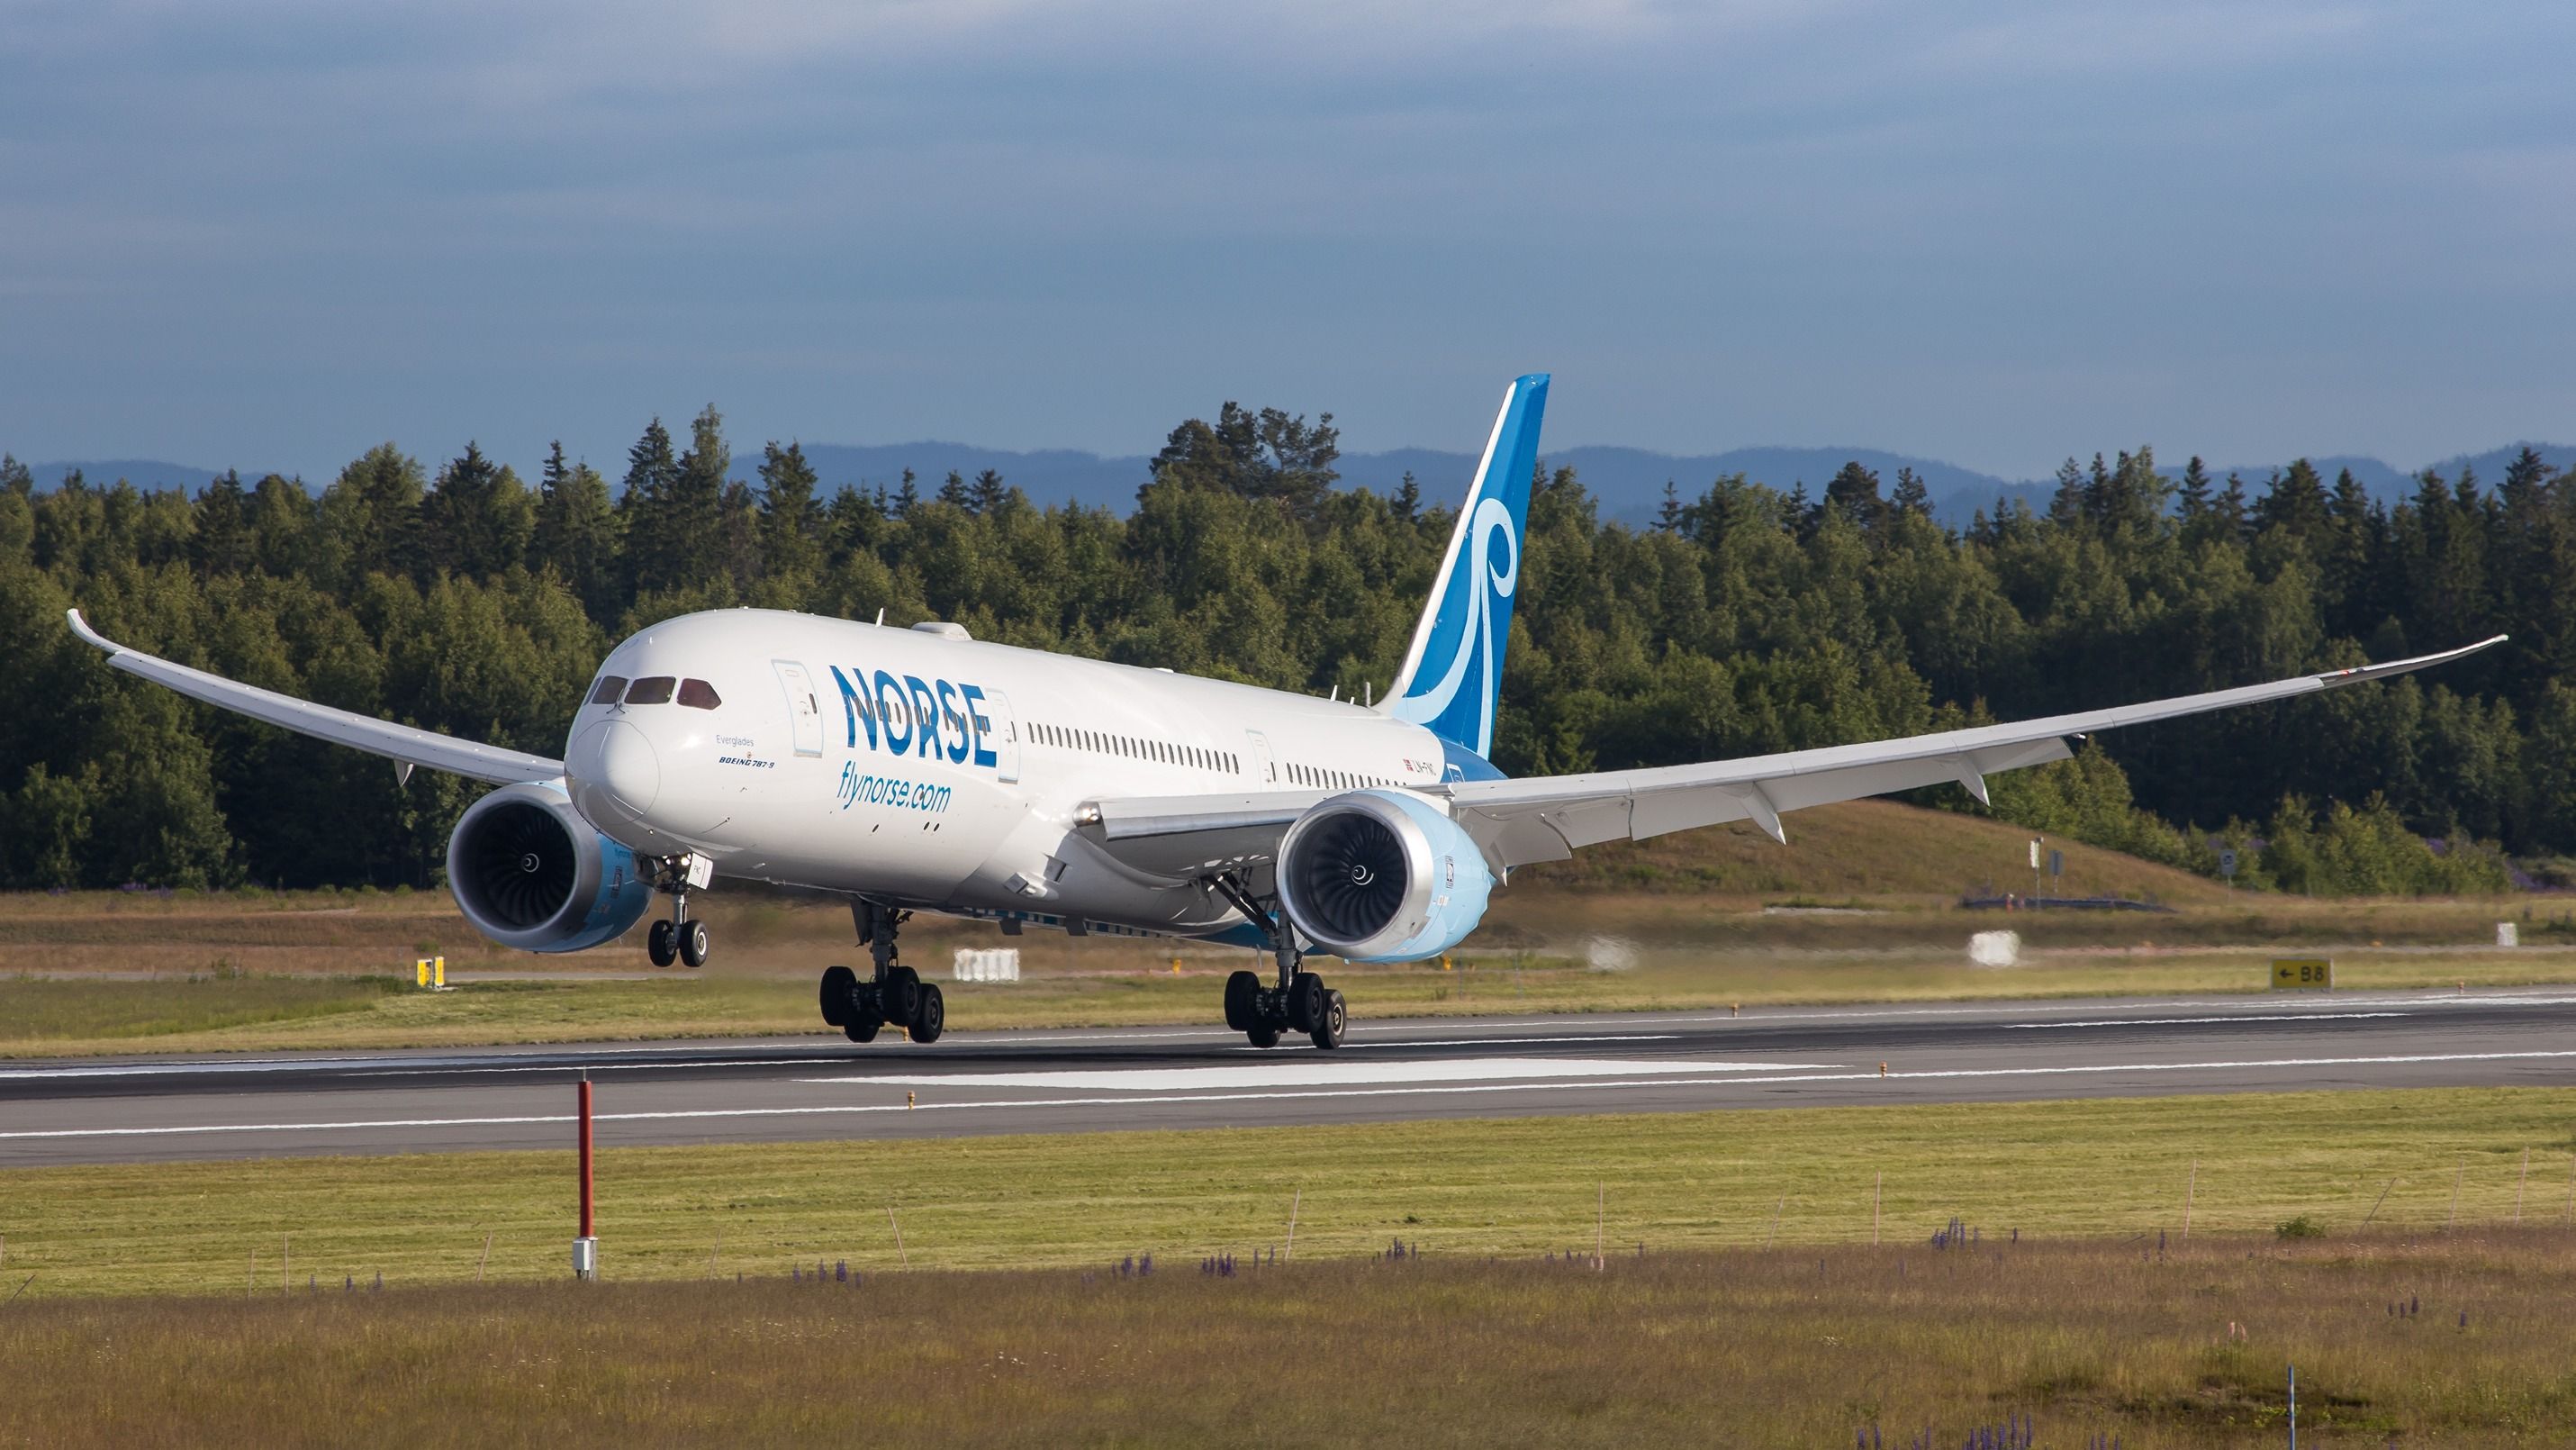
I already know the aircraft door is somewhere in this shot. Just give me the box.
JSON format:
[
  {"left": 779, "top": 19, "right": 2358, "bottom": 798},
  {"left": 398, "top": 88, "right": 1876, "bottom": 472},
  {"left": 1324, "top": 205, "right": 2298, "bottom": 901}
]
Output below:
[
  {"left": 773, "top": 660, "right": 824, "bottom": 757},
  {"left": 980, "top": 687, "right": 1021, "bottom": 783},
  {"left": 1245, "top": 730, "right": 1277, "bottom": 786}
]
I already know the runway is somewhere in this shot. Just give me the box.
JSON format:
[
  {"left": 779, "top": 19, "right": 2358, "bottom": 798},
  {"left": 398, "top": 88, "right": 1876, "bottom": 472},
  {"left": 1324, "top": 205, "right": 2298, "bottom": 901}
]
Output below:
[{"left": 6, "top": 985, "right": 2576, "bottom": 1165}]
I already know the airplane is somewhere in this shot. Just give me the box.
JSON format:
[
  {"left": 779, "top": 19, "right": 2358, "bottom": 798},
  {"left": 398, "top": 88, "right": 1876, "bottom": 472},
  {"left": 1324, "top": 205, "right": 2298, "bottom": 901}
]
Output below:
[{"left": 66, "top": 375, "right": 2505, "bottom": 1050}]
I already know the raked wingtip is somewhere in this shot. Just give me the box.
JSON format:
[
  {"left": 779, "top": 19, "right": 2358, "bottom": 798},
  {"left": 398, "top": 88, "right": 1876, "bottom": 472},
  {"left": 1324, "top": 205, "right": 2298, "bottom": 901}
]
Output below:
[{"left": 65, "top": 608, "right": 116, "bottom": 653}]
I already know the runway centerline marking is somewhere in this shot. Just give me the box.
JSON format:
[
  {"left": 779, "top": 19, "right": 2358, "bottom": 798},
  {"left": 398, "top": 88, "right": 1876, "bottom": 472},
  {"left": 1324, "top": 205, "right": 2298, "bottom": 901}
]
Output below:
[
  {"left": 2005, "top": 1013, "right": 2409, "bottom": 1029},
  {"left": 9, "top": 1046, "right": 2576, "bottom": 1143},
  {"left": 800, "top": 1056, "right": 1833, "bottom": 1092}
]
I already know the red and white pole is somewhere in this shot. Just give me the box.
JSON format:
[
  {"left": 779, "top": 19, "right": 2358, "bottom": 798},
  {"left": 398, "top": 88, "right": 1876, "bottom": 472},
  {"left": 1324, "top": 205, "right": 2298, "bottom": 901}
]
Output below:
[{"left": 573, "top": 1074, "right": 598, "bottom": 1280}]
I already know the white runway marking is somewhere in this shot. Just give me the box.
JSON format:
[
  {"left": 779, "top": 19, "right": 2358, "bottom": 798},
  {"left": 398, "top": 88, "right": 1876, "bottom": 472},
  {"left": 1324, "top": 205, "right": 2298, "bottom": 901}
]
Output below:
[
  {"left": 12, "top": 1047, "right": 2576, "bottom": 1143},
  {"left": 808, "top": 1056, "right": 1830, "bottom": 1092},
  {"left": 2006, "top": 1013, "right": 2409, "bottom": 1029}
]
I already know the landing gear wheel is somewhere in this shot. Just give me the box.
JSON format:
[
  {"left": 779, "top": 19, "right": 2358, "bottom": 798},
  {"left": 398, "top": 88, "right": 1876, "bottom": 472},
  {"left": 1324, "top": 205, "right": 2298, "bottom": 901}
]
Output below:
[
  {"left": 819, "top": 965, "right": 858, "bottom": 1028},
  {"left": 843, "top": 1015, "right": 881, "bottom": 1044},
  {"left": 1223, "top": 970, "right": 1261, "bottom": 1032},
  {"left": 1285, "top": 974, "right": 1326, "bottom": 1034},
  {"left": 881, "top": 965, "right": 922, "bottom": 1027},
  {"left": 678, "top": 918, "right": 710, "bottom": 968},
  {"left": 910, "top": 984, "right": 945, "bottom": 1044},
  {"left": 1246, "top": 1023, "right": 1280, "bottom": 1049},
  {"left": 647, "top": 919, "right": 678, "bottom": 967},
  {"left": 1309, "top": 989, "right": 1346, "bottom": 1049}
]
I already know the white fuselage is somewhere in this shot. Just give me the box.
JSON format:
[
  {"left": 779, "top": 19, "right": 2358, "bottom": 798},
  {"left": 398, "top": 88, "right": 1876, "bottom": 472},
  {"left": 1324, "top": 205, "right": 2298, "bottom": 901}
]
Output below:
[{"left": 560, "top": 609, "right": 1461, "bottom": 941}]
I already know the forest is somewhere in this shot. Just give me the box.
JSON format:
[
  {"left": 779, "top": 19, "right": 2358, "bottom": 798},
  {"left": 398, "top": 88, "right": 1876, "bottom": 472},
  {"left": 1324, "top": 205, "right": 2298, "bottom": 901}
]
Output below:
[{"left": 0, "top": 402, "right": 2565, "bottom": 896}]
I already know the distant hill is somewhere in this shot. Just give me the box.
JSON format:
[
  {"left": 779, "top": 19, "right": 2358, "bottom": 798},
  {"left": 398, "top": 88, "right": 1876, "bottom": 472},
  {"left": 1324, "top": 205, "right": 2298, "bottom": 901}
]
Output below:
[
  {"left": 23, "top": 459, "right": 229, "bottom": 494},
  {"left": 28, "top": 440, "right": 2576, "bottom": 530},
  {"left": 1503, "top": 796, "right": 2231, "bottom": 904}
]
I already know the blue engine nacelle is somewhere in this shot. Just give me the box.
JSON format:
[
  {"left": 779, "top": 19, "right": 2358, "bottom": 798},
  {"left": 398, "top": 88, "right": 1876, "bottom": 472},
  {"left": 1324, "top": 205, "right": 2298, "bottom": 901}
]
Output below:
[
  {"left": 446, "top": 782, "right": 654, "bottom": 953},
  {"left": 1274, "top": 789, "right": 1496, "bottom": 963}
]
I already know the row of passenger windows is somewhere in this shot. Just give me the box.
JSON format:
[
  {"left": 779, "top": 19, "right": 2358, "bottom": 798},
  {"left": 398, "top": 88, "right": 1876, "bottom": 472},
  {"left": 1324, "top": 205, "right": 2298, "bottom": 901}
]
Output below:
[
  {"left": 590, "top": 675, "right": 723, "bottom": 710},
  {"left": 1289, "top": 762, "right": 1399, "bottom": 791},
  {"left": 1032, "top": 721, "right": 1236, "bottom": 775}
]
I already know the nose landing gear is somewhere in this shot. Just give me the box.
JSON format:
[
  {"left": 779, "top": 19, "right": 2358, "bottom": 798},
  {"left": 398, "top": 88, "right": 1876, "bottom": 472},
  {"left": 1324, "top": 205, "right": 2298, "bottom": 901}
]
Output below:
[
  {"left": 644, "top": 853, "right": 713, "bottom": 968},
  {"left": 818, "top": 900, "right": 945, "bottom": 1045}
]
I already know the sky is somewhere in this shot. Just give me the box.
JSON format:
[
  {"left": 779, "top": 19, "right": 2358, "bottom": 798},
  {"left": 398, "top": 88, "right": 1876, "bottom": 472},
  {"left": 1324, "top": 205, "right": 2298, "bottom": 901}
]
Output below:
[{"left": 5, "top": 0, "right": 2573, "bottom": 485}]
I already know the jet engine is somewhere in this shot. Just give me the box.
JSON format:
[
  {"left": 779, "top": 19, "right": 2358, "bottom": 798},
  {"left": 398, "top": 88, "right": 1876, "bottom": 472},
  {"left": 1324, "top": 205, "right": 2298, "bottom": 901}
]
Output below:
[
  {"left": 446, "top": 783, "right": 655, "bottom": 953},
  {"left": 1274, "top": 789, "right": 1495, "bottom": 962}
]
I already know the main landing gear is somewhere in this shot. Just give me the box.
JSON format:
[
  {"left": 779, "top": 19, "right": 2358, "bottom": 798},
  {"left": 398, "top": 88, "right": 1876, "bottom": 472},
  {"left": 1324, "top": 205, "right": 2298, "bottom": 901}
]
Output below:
[
  {"left": 1210, "top": 875, "right": 1344, "bottom": 1050},
  {"left": 645, "top": 854, "right": 711, "bottom": 968},
  {"left": 818, "top": 900, "right": 945, "bottom": 1046}
]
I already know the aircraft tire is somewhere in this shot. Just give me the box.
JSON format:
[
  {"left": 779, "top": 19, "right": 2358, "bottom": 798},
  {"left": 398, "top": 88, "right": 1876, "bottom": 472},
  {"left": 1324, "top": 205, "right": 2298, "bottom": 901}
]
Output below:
[
  {"left": 881, "top": 965, "right": 922, "bottom": 1027},
  {"left": 1223, "top": 970, "right": 1260, "bottom": 1031},
  {"left": 843, "top": 1015, "right": 881, "bottom": 1044},
  {"left": 1309, "top": 989, "right": 1346, "bottom": 1050},
  {"left": 647, "top": 920, "right": 678, "bottom": 968},
  {"left": 819, "top": 965, "right": 858, "bottom": 1027},
  {"left": 1246, "top": 1023, "right": 1280, "bottom": 1049},
  {"left": 910, "top": 984, "right": 945, "bottom": 1044},
  {"left": 678, "top": 919, "right": 710, "bottom": 968},
  {"left": 1285, "top": 974, "right": 1325, "bottom": 1034}
]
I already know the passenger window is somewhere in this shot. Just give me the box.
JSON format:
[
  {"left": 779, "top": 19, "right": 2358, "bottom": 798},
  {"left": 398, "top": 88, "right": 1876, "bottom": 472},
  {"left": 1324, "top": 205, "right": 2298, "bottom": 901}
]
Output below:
[
  {"left": 590, "top": 676, "right": 628, "bottom": 705},
  {"left": 677, "top": 679, "right": 722, "bottom": 710},
  {"left": 625, "top": 676, "right": 675, "bottom": 705}
]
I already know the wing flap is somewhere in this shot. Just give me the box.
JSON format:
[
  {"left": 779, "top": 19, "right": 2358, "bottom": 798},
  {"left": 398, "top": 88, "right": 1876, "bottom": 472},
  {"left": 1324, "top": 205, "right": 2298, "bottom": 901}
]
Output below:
[
  {"left": 67, "top": 609, "right": 565, "bottom": 786},
  {"left": 1447, "top": 638, "right": 2502, "bottom": 869},
  {"left": 1047, "top": 635, "right": 2508, "bottom": 881}
]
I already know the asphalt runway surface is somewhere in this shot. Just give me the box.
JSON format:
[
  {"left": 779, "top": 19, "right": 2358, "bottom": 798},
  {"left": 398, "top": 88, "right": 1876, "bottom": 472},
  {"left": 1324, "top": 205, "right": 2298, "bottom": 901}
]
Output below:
[{"left": 8, "top": 985, "right": 2576, "bottom": 1166}]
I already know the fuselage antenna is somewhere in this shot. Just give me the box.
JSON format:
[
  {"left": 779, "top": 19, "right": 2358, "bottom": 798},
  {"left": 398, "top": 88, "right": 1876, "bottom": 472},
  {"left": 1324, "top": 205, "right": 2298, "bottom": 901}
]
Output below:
[{"left": 874, "top": 607, "right": 885, "bottom": 627}]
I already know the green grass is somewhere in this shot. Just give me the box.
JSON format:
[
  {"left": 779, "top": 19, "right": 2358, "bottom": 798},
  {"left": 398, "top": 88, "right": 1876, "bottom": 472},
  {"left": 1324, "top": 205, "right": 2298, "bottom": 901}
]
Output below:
[
  {"left": 0, "top": 973, "right": 404, "bottom": 1042},
  {"left": 6, "top": 1088, "right": 2575, "bottom": 1300},
  {"left": 10, "top": 1092, "right": 2576, "bottom": 1445}
]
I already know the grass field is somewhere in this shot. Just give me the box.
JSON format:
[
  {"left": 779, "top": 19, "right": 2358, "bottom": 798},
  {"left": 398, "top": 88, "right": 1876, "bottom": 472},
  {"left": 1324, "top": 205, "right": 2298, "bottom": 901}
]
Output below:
[
  {"left": 4, "top": 799, "right": 2569, "bottom": 1056},
  {"left": 6, "top": 1088, "right": 2574, "bottom": 1299},
  {"left": 8, "top": 1091, "right": 2576, "bottom": 1445},
  {"left": 8, "top": 1233, "right": 2574, "bottom": 1447}
]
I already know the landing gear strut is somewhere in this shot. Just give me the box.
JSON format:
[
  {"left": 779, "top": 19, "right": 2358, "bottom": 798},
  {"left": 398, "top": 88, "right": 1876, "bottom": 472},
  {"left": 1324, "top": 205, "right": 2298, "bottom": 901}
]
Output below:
[
  {"left": 1211, "top": 874, "right": 1344, "bottom": 1050},
  {"left": 645, "top": 854, "right": 712, "bottom": 968},
  {"left": 818, "top": 900, "right": 945, "bottom": 1045}
]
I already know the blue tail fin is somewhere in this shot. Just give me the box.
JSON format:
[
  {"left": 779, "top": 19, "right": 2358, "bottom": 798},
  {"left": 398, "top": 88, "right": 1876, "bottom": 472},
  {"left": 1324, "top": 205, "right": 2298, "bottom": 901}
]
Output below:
[{"left": 1384, "top": 374, "right": 1549, "bottom": 760}]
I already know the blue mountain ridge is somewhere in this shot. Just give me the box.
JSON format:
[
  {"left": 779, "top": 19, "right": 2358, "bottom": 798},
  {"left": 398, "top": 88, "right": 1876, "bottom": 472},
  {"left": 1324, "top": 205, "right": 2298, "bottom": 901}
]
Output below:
[{"left": 25, "top": 441, "right": 2574, "bottom": 530}]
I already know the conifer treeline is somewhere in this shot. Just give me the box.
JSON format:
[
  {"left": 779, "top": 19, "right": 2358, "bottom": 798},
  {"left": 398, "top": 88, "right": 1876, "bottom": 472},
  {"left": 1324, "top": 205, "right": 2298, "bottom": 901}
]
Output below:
[{"left": 0, "top": 404, "right": 2563, "bottom": 893}]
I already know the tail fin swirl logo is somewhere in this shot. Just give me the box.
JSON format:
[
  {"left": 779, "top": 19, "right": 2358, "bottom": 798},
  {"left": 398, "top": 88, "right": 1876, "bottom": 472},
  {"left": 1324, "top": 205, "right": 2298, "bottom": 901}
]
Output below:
[{"left": 1385, "top": 375, "right": 1548, "bottom": 758}]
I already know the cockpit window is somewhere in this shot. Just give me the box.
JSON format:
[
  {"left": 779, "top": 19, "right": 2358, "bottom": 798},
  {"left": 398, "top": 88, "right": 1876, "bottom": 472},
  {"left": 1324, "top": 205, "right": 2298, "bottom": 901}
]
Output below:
[
  {"left": 624, "top": 676, "right": 676, "bottom": 705},
  {"left": 589, "top": 675, "right": 629, "bottom": 705},
  {"left": 676, "top": 679, "right": 722, "bottom": 710}
]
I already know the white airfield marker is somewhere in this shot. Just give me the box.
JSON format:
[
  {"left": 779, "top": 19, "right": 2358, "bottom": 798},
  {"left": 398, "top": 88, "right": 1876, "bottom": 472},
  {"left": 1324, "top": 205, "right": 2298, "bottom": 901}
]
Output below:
[{"left": 816, "top": 1056, "right": 1837, "bottom": 1092}]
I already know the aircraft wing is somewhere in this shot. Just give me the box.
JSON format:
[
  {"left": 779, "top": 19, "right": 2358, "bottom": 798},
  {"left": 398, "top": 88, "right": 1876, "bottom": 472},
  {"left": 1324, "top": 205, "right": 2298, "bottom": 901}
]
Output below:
[
  {"left": 1086, "top": 635, "right": 2508, "bottom": 878},
  {"left": 66, "top": 609, "right": 565, "bottom": 786}
]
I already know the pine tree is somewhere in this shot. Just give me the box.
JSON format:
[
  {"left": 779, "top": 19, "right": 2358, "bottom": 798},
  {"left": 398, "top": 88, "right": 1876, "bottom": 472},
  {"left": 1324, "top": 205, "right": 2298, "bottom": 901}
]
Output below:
[
  {"left": 420, "top": 442, "right": 532, "bottom": 579},
  {"left": 191, "top": 469, "right": 251, "bottom": 577},
  {"left": 1393, "top": 471, "right": 1421, "bottom": 523},
  {"left": 1891, "top": 467, "right": 1931, "bottom": 520},
  {"left": 534, "top": 441, "right": 621, "bottom": 620},
  {"left": 1656, "top": 480, "right": 1685, "bottom": 531},
  {"left": 757, "top": 441, "right": 824, "bottom": 584},
  {"left": 937, "top": 470, "right": 972, "bottom": 510}
]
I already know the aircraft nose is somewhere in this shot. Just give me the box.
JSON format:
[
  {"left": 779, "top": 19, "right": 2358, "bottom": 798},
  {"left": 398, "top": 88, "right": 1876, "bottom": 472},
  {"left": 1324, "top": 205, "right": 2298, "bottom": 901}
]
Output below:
[{"left": 568, "top": 720, "right": 660, "bottom": 822}]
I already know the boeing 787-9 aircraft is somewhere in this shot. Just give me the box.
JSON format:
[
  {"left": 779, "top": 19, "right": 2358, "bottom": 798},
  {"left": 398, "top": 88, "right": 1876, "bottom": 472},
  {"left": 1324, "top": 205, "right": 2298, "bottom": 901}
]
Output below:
[{"left": 68, "top": 376, "right": 2502, "bottom": 1049}]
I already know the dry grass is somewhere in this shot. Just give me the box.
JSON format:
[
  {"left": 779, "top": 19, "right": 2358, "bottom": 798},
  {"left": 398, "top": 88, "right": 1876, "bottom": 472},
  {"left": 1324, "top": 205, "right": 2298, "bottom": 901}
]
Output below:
[
  {"left": 1, "top": 797, "right": 2565, "bottom": 1056},
  {"left": 4, "top": 1228, "right": 2573, "bottom": 1445},
  {"left": 9, "top": 1088, "right": 2576, "bottom": 1443}
]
